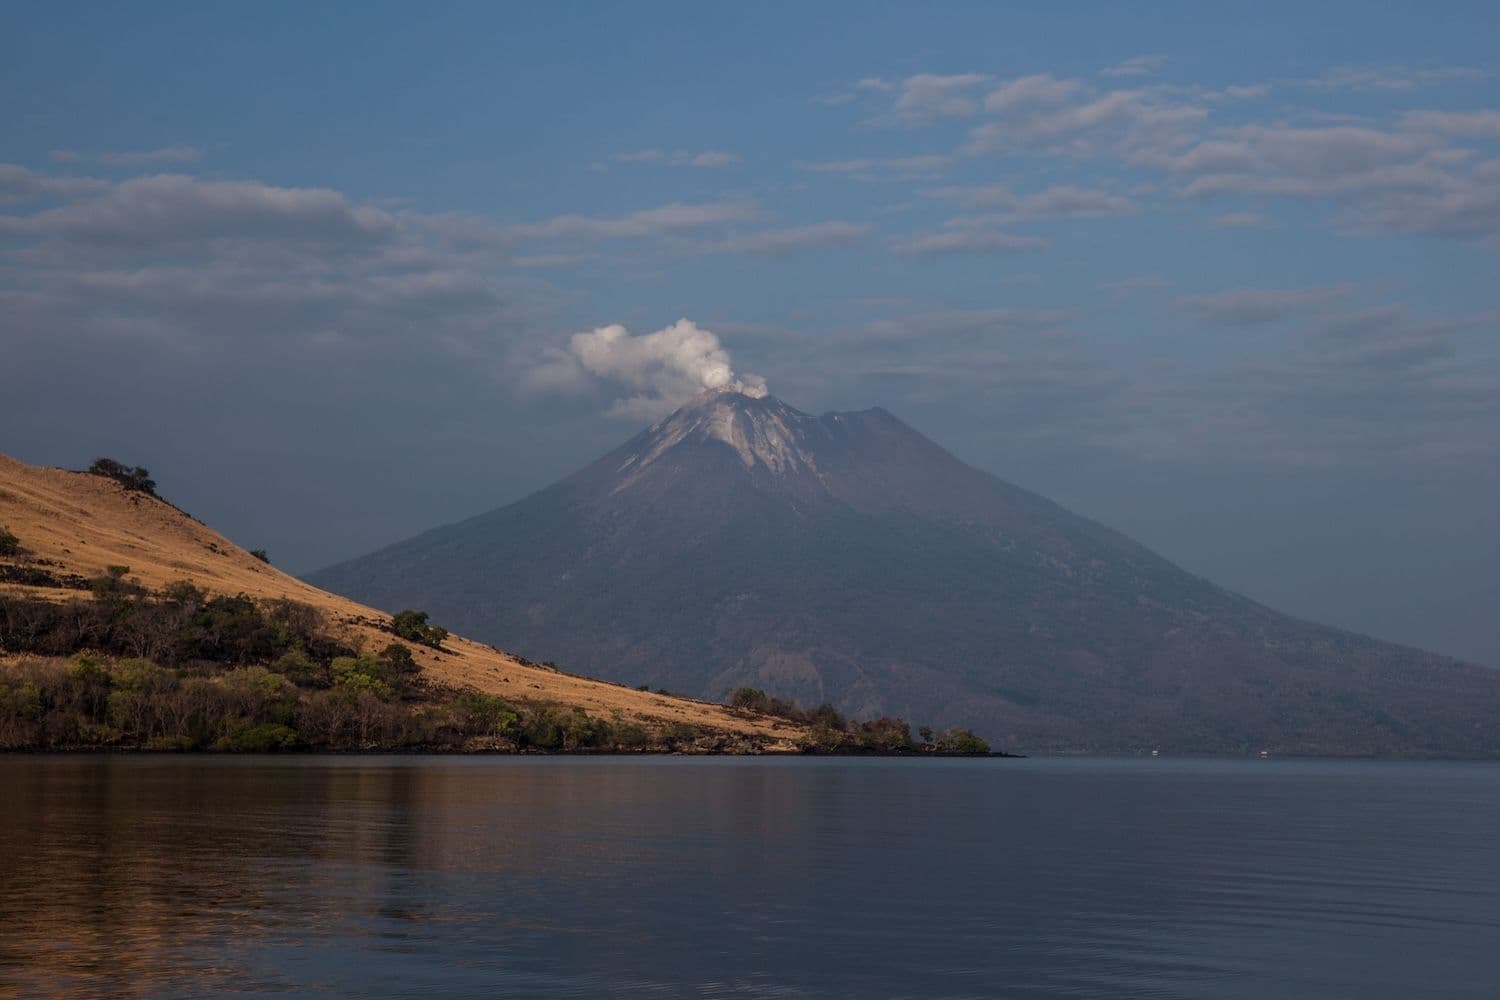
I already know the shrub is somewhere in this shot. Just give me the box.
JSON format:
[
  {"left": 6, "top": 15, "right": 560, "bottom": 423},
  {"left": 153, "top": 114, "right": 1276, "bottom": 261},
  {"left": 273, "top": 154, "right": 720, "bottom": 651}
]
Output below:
[
  {"left": 331, "top": 654, "right": 394, "bottom": 700},
  {"left": 216, "top": 722, "right": 298, "bottom": 752},
  {"left": 935, "top": 727, "right": 990, "bottom": 755},
  {"left": 249, "top": 549, "right": 270, "bottom": 564},
  {"left": 0, "top": 526, "right": 19, "bottom": 557},
  {"left": 91, "top": 565, "right": 146, "bottom": 602},
  {"left": 391, "top": 610, "right": 448, "bottom": 648},
  {"left": 271, "top": 649, "right": 326, "bottom": 688},
  {"left": 730, "top": 686, "right": 769, "bottom": 711},
  {"left": 455, "top": 692, "right": 519, "bottom": 739},
  {"left": 87, "top": 458, "right": 157, "bottom": 496}
]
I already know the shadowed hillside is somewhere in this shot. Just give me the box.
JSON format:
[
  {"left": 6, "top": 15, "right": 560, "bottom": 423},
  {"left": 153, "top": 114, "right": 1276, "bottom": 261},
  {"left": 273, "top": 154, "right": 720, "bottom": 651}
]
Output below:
[{"left": 312, "top": 389, "right": 1500, "bottom": 756}]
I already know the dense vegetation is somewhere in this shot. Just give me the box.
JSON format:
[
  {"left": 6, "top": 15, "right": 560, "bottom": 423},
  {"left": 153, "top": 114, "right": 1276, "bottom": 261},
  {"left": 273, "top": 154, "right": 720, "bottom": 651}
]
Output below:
[
  {"left": 727, "top": 687, "right": 990, "bottom": 754},
  {"left": 0, "top": 527, "right": 19, "bottom": 557},
  {"left": 0, "top": 575, "right": 655, "bottom": 752},
  {"left": 86, "top": 458, "right": 157, "bottom": 496}
]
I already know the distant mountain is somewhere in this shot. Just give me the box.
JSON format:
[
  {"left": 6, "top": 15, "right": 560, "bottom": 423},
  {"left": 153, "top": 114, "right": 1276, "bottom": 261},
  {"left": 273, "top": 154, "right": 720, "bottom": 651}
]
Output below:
[{"left": 310, "top": 389, "right": 1500, "bottom": 755}]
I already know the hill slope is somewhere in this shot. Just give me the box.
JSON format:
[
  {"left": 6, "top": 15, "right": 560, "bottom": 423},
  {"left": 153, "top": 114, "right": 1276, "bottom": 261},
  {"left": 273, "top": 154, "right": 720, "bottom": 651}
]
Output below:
[
  {"left": 0, "top": 452, "right": 804, "bottom": 747},
  {"left": 311, "top": 389, "right": 1500, "bottom": 755}
]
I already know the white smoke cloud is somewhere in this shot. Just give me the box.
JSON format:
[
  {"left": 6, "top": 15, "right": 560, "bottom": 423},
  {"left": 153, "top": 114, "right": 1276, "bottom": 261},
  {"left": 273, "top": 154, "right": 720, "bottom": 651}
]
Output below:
[{"left": 530, "top": 318, "right": 768, "bottom": 420}]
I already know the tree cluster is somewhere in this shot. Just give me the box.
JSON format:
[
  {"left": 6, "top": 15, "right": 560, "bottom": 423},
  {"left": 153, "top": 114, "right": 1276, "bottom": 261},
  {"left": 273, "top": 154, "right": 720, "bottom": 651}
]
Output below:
[
  {"left": 86, "top": 458, "right": 157, "bottom": 496},
  {"left": 726, "top": 686, "right": 990, "bottom": 754},
  {"left": 0, "top": 578, "right": 633, "bottom": 752},
  {"left": 391, "top": 609, "right": 448, "bottom": 649}
]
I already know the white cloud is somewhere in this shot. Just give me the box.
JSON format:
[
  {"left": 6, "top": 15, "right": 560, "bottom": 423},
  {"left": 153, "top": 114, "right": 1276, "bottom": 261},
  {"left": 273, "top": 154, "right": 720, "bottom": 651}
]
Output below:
[
  {"left": 893, "top": 73, "right": 991, "bottom": 122},
  {"left": 533, "top": 319, "right": 767, "bottom": 419},
  {"left": 967, "top": 77, "right": 1206, "bottom": 158}
]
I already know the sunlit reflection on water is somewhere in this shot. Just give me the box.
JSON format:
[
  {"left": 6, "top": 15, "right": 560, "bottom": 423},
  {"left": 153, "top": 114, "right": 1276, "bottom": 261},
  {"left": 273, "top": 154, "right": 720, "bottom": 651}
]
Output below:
[{"left": 2, "top": 756, "right": 1498, "bottom": 998}]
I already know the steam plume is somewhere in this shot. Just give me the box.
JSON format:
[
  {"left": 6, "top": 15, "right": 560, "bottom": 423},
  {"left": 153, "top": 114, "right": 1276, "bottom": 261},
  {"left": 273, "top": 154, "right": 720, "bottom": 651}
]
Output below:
[{"left": 533, "top": 318, "right": 767, "bottom": 420}]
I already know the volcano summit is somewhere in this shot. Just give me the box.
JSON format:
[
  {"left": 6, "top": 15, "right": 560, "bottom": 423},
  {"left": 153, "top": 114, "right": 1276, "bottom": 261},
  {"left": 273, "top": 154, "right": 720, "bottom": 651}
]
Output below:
[{"left": 311, "top": 390, "right": 1500, "bottom": 754}]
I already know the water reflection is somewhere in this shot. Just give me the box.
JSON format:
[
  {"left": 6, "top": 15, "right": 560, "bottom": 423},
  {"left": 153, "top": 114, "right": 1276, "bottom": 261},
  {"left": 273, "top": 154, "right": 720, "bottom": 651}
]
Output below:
[{"left": 1, "top": 757, "right": 1498, "bottom": 998}]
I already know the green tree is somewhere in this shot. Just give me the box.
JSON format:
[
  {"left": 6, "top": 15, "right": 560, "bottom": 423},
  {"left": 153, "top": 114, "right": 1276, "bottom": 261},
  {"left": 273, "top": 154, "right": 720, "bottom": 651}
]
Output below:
[{"left": 391, "top": 610, "right": 448, "bottom": 648}]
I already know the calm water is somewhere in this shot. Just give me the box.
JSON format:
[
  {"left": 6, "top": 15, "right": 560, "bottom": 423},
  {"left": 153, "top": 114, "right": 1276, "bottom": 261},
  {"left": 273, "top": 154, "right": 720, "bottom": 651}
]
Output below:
[{"left": 1, "top": 756, "right": 1497, "bottom": 999}]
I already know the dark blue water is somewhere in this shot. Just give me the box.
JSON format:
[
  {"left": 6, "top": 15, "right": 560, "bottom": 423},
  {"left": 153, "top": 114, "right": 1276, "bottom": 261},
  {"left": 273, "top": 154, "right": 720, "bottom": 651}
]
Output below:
[{"left": 1, "top": 756, "right": 1497, "bottom": 999}]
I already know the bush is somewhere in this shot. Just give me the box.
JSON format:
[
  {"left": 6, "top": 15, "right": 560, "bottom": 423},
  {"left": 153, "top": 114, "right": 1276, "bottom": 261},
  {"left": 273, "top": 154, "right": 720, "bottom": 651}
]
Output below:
[
  {"left": 330, "top": 654, "right": 394, "bottom": 700},
  {"left": 0, "top": 526, "right": 19, "bottom": 557},
  {"left": 935, "top": 727, "right": 990, "bottom": 755},
  {"left": 249, "top": 549, "right": 270, "bottom": 564},
  {"left": 87, "top": 458, "right": 157, "bottom": 496},
  {"left": 216, "top": 722, "right": 298, "bottom": 752},
  {"left": 454, "top": 692, "right": 519, "bottom": 739},
  {"left": 391, "top": 610, "right": 448, "bottom": 648}
]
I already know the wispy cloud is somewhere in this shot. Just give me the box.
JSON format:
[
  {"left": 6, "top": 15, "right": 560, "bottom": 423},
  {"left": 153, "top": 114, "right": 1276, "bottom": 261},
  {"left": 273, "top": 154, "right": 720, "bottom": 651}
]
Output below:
[
  {"left": 1176, "top": 285, "right": 1357, "bottom": 327},
  {"left": 925, "top": 183, "right": 1136, "bottom": 221},
  {"left": 692, "top": 221, "right": 870, "bottom": 255},
  {"left": 1100, "top": 55, "right": 1167, "bottom": 79},
  {"left": 607, "top": 149, "right": 739, "bottom": 168},
  {"left": 512, "top": 201, "right": 757, "bottom": 240},
  {"left": 48, "top": 145, "right": 205, "bottom": 166},
  {"left": 894, "top": 227, "right": 1049, "bottom": 257}
]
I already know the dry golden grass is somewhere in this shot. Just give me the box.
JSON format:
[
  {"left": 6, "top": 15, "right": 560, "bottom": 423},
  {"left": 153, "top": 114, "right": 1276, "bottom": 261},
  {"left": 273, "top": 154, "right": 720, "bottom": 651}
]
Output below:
[{"left": 0, "top": 453, "right": 803, "bottom": 746}]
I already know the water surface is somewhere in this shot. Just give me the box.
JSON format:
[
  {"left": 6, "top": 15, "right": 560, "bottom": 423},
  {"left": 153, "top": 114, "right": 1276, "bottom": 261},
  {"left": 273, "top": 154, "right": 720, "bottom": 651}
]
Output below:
[{"left": 2, "top": 755, "right": 1496, "bottom": 998}]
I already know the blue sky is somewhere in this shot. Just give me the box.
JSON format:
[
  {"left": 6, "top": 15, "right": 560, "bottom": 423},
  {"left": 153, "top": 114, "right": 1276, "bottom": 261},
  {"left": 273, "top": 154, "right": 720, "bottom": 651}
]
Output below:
[{"left": 3, "top": 2, "right": 1498, "bottom": 663}]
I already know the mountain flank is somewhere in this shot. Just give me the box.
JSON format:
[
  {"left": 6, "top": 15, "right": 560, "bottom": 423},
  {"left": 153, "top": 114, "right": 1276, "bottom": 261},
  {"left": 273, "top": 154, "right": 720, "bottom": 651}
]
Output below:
[
  {"left": 312, "top": 388, "right": 1500, "bottom": 756},
  {"left": 0, "top": 452, "right": 811, "bottom": 749}
]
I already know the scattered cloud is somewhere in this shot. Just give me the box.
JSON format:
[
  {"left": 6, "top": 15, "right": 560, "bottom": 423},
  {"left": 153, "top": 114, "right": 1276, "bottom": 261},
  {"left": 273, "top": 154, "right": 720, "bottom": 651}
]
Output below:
[
  {"left": 925, "top": 183, "right": 1135, "bottom": 220},
  {"left": 0, "top": 174, "right": 399, "bottom": 256},
  {"left": 1398, "top": 110, "right": 1500, "bottom": 139},
  {"left": 98, "top": 146, "right": 205, "bottom": 166},
  {"left": 692, "top": 221, "right": 870, "bottom": 255},
  {"left": 1305, "top": 66, "right": 1487, "bottom": 93},
  {"left": 47, "top": 146, "right": 205, "bottom": 166},
  {"left": 892, "top": 73, "right": 991, "bottom": 122},
  {"left": 1101, "top": 55, "right": 1167, "bottom": 79},
  {"left": 512, "top": 201, "right": 757, "bottom": 241},
  {"left": 797, "top": 155, "right": 951, "bottom": 181},
  {"left": 894, "top": 226, "right": 1049, "bottom": 257},
  {"left": 966, "top": 75, "right": 1206, "bottom": 158},
  {"left": 607, "top": 149, "right": 739, "bottom": 168},
  {"left": 1176, "top": 285, "right": 1356, "bottom": 327},
  {"left": 0, "top": 163, "right": 109, "bottom": 204}
]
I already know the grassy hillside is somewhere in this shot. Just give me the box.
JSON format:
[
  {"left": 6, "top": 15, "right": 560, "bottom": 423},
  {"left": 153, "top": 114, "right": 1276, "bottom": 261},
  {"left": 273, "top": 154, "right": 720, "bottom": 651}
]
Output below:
[{"left": 0, "top": 453, "right": 810, "bottom": 751}]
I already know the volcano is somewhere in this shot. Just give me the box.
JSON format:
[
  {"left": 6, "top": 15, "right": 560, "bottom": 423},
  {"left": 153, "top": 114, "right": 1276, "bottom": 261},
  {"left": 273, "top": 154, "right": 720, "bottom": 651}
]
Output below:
[{"left": 310, "top": 388, "right": 1500, "bottom": 754}]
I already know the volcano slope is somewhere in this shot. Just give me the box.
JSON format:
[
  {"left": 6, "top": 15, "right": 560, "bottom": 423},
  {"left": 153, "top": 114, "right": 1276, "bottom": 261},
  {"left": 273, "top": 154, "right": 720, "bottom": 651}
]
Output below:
[{"left": 311, "top": 389, "right": 1500, "bottom": 755}]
